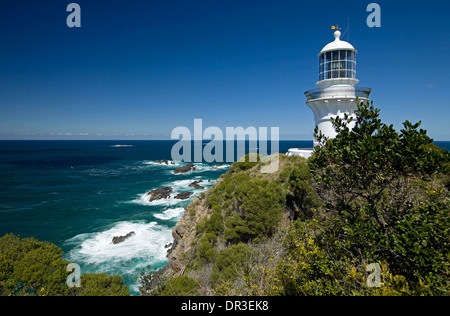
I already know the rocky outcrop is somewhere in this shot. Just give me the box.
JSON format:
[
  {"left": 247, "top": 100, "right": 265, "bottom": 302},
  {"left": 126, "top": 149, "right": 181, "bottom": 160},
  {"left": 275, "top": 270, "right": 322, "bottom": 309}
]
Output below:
[
  {"left": 112, "top": 232, "right": 135, "bottom": 245},
  {"left": 173, "top": 163, "right": 196, "bottom": 174},
  {"left": 188, "top": 180, "right": 205, "bottom": 190},
  {"left": 147, "top": 187, "right": 173, "bottom": 202},
  {"left": 174, "top": 191, "right": 194, "bottom": 200}
]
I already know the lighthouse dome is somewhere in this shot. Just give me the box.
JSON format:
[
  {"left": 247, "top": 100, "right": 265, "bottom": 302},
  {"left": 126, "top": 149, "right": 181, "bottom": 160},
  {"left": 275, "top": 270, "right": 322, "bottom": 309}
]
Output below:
[
  {"left": 319, "top": 30, "right": 356, "bottom": 55},
  {"left": 318, "top": 30, "right": 358, "bottom": 82}
]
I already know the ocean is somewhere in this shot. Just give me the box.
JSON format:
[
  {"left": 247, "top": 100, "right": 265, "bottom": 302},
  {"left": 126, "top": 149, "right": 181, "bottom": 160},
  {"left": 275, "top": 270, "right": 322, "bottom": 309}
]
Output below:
[{"left": 0, "top": 140, "right": 448, "bottom": 295}]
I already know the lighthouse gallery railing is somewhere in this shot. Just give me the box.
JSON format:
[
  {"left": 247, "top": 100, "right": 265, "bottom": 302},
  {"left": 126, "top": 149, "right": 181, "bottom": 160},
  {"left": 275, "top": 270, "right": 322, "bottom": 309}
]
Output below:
[{"left": 305, "top": 87, "right": 372, "bottom": 102}]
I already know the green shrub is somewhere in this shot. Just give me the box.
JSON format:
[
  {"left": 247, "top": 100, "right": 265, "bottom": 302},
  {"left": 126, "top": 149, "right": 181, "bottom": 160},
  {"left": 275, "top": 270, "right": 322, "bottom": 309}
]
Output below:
[
  {"left": 0, "top": 234, "right": 130, "bottom": 296},
  {"left": 386, "top": 191, "right": 449, "bottom": 294},
  {"left": 306, "top": 100, "right": 450, "bottom": 295},
  {"left": 211, "top": 243, "right": 252, "bottom": 285},
  {"left": 72, "top": 273, "right": 130, "bottom": 296},
  {"left": 230, "top": 154, "right": 261, "bottom": 172},
  {"left": 207, "top": 168, "right": 286, "bottom": 244},
  {"left": 197, "top": 233, "right": 218, "bottom": 263},
  {"left": 0, "top": 234, "right": 70, "bottom": 296},
  {"left": 158, "top": 276, "right": 201, "bottom": 296},
  {"left": 205, "top": 210, "right": 224, "bottom": 236}
]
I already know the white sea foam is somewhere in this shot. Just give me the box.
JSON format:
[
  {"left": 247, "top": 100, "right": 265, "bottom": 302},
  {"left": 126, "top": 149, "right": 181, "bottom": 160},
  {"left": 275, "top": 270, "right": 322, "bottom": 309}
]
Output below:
[
  {"left": 203, "top": 163, "right": 230, "bottom": 171},
  {"left": 154, "top": 207, "right": 186, "bottom": 221},
  {"left": 131, "top": 192, "right": 182, "bottom": 207},
  {"left": 190, "top": 163, "right": 230, "bottom": 172},
  {"left": 143, "top": 160, "right": 181, "bottom": 167},
  {"left": 171, "top": 179, "right": 200, "bottom": 190},
  {"left": 131, "top": 191, "right": 200, "bottom": 207},
  {"left": 65, "top": 221, "right": 172, "bottom": 267},
  {"left": 169, "top": 162, "right": 229, "bottom": 175},
  {"left": 110, "top": 145, "right": 134, "bottom": 148}
]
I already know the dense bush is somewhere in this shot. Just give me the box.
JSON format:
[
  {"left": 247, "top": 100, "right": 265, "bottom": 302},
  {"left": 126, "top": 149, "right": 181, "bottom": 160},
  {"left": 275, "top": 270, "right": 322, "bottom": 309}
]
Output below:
[
  {"left": 294, "top": 100, "right": 449, "bottom": 295},
  {"left": 229, "top": 153, "right": 261, "bottom": 172},
  {"left": 72, "top": 273, "right": 130, "bottom": 296},
  {"left": 0, "top": 234, "right": 70, "bottom": 296},
  {"left": 158, "top": 276, "right": 201, "bottom": 296},
  {"left": 208, "top": 170, "right": 286, "bottom": 244},
  {"left": 211, "top": 243, "right": 252, "bottom": 285},
  {"left": 196, "top": 233, "right": 218, "bottom": 263},
  {"left": 0, "top": 234, "right": 130, "bottom": 296}
]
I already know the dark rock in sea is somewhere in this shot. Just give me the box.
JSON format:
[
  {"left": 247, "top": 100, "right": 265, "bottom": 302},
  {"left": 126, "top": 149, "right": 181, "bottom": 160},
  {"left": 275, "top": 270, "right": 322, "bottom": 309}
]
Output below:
[
  {"left": 112, "top": 232, "right": 135, "bottom": 245},
  {"left": 188, "top": 180, "right": 205, "bottom": 190},
  {"left": 174, "top": 191, "right": 194, "bottom": 200},
  {"left": 147, "top": 187, "right": 173, "bottom": 202},
  {"left": 173, "top": 163, "right": 196, "bottom": 174}
]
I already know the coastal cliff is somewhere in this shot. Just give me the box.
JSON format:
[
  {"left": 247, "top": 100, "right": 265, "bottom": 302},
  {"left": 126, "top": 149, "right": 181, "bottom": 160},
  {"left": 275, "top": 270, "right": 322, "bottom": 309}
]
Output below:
[
  {"left": 160, "top": 154, "right": 310, "bottom": 283},
  {"left": 165, "top": 184, "right": 217, "bottom": 276}
]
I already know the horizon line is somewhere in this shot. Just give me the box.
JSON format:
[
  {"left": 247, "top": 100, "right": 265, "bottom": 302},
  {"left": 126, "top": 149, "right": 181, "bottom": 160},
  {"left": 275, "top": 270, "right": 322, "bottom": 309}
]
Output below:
[
  {"left": 0, "top": 139, "right": 315, "bottom": 142},
  {"left": 0, "top": 139, "right": 449, "bottom": 142}
]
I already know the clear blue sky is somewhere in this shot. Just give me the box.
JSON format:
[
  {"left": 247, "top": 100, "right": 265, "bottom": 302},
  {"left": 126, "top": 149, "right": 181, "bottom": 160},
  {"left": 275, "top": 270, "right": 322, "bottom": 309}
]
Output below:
[{"left": 1, "top": 0, "right": 449, "bottom": 140}]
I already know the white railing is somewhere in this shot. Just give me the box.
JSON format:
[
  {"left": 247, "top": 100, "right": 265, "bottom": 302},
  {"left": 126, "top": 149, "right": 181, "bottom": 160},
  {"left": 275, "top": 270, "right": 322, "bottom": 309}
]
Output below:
[{"left": 305, "top": 87, "right": 372, "bottom": 101}]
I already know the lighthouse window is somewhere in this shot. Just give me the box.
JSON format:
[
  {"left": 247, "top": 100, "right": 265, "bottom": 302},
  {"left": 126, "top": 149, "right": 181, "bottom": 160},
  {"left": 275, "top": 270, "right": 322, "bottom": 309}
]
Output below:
[
  {"left": 332, "top": 61, "right": 346, "bottom": 70},
  {"left": 347, "top": 61, "right": 352, "bottom": 70},
  {"left": 320, "top": 50, "right": 356, "bottom": 81},
  {"left": 344, "top": 51, "right": 351, "bottom": 61},
  {"left": 332, "top": 51, "right": 339, "bottom": 61}
]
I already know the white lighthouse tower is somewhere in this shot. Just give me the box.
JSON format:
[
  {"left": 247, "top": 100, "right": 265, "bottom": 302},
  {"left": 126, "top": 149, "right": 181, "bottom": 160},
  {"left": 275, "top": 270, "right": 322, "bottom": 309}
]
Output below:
[{"left": 288, "top": 28, "right": 372, "bottom": 157}]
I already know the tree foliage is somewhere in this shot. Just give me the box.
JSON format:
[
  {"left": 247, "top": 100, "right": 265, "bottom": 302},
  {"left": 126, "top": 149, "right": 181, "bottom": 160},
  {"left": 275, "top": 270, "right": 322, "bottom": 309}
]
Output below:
[
  {"left": 303, "top": 100, "right": 449, "bottom": 295},
  {"left": 0, "top": 234, "right": 70, "bottom": 296},
  {"left": 211, "top": 243, "right": 253, "bottom": 285},
  {"left": 72, "top": 273, "right": 130, "bottom": 296},
  {"left": 0, "top": 234, "right": 130, "bottom": 296}
]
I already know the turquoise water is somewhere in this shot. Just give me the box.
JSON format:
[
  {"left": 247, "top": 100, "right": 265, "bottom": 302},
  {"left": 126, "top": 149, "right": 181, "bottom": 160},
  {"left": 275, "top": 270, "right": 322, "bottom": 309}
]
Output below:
[{"left": 0, "top": 140, "right": 447, "bottom": 295}]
